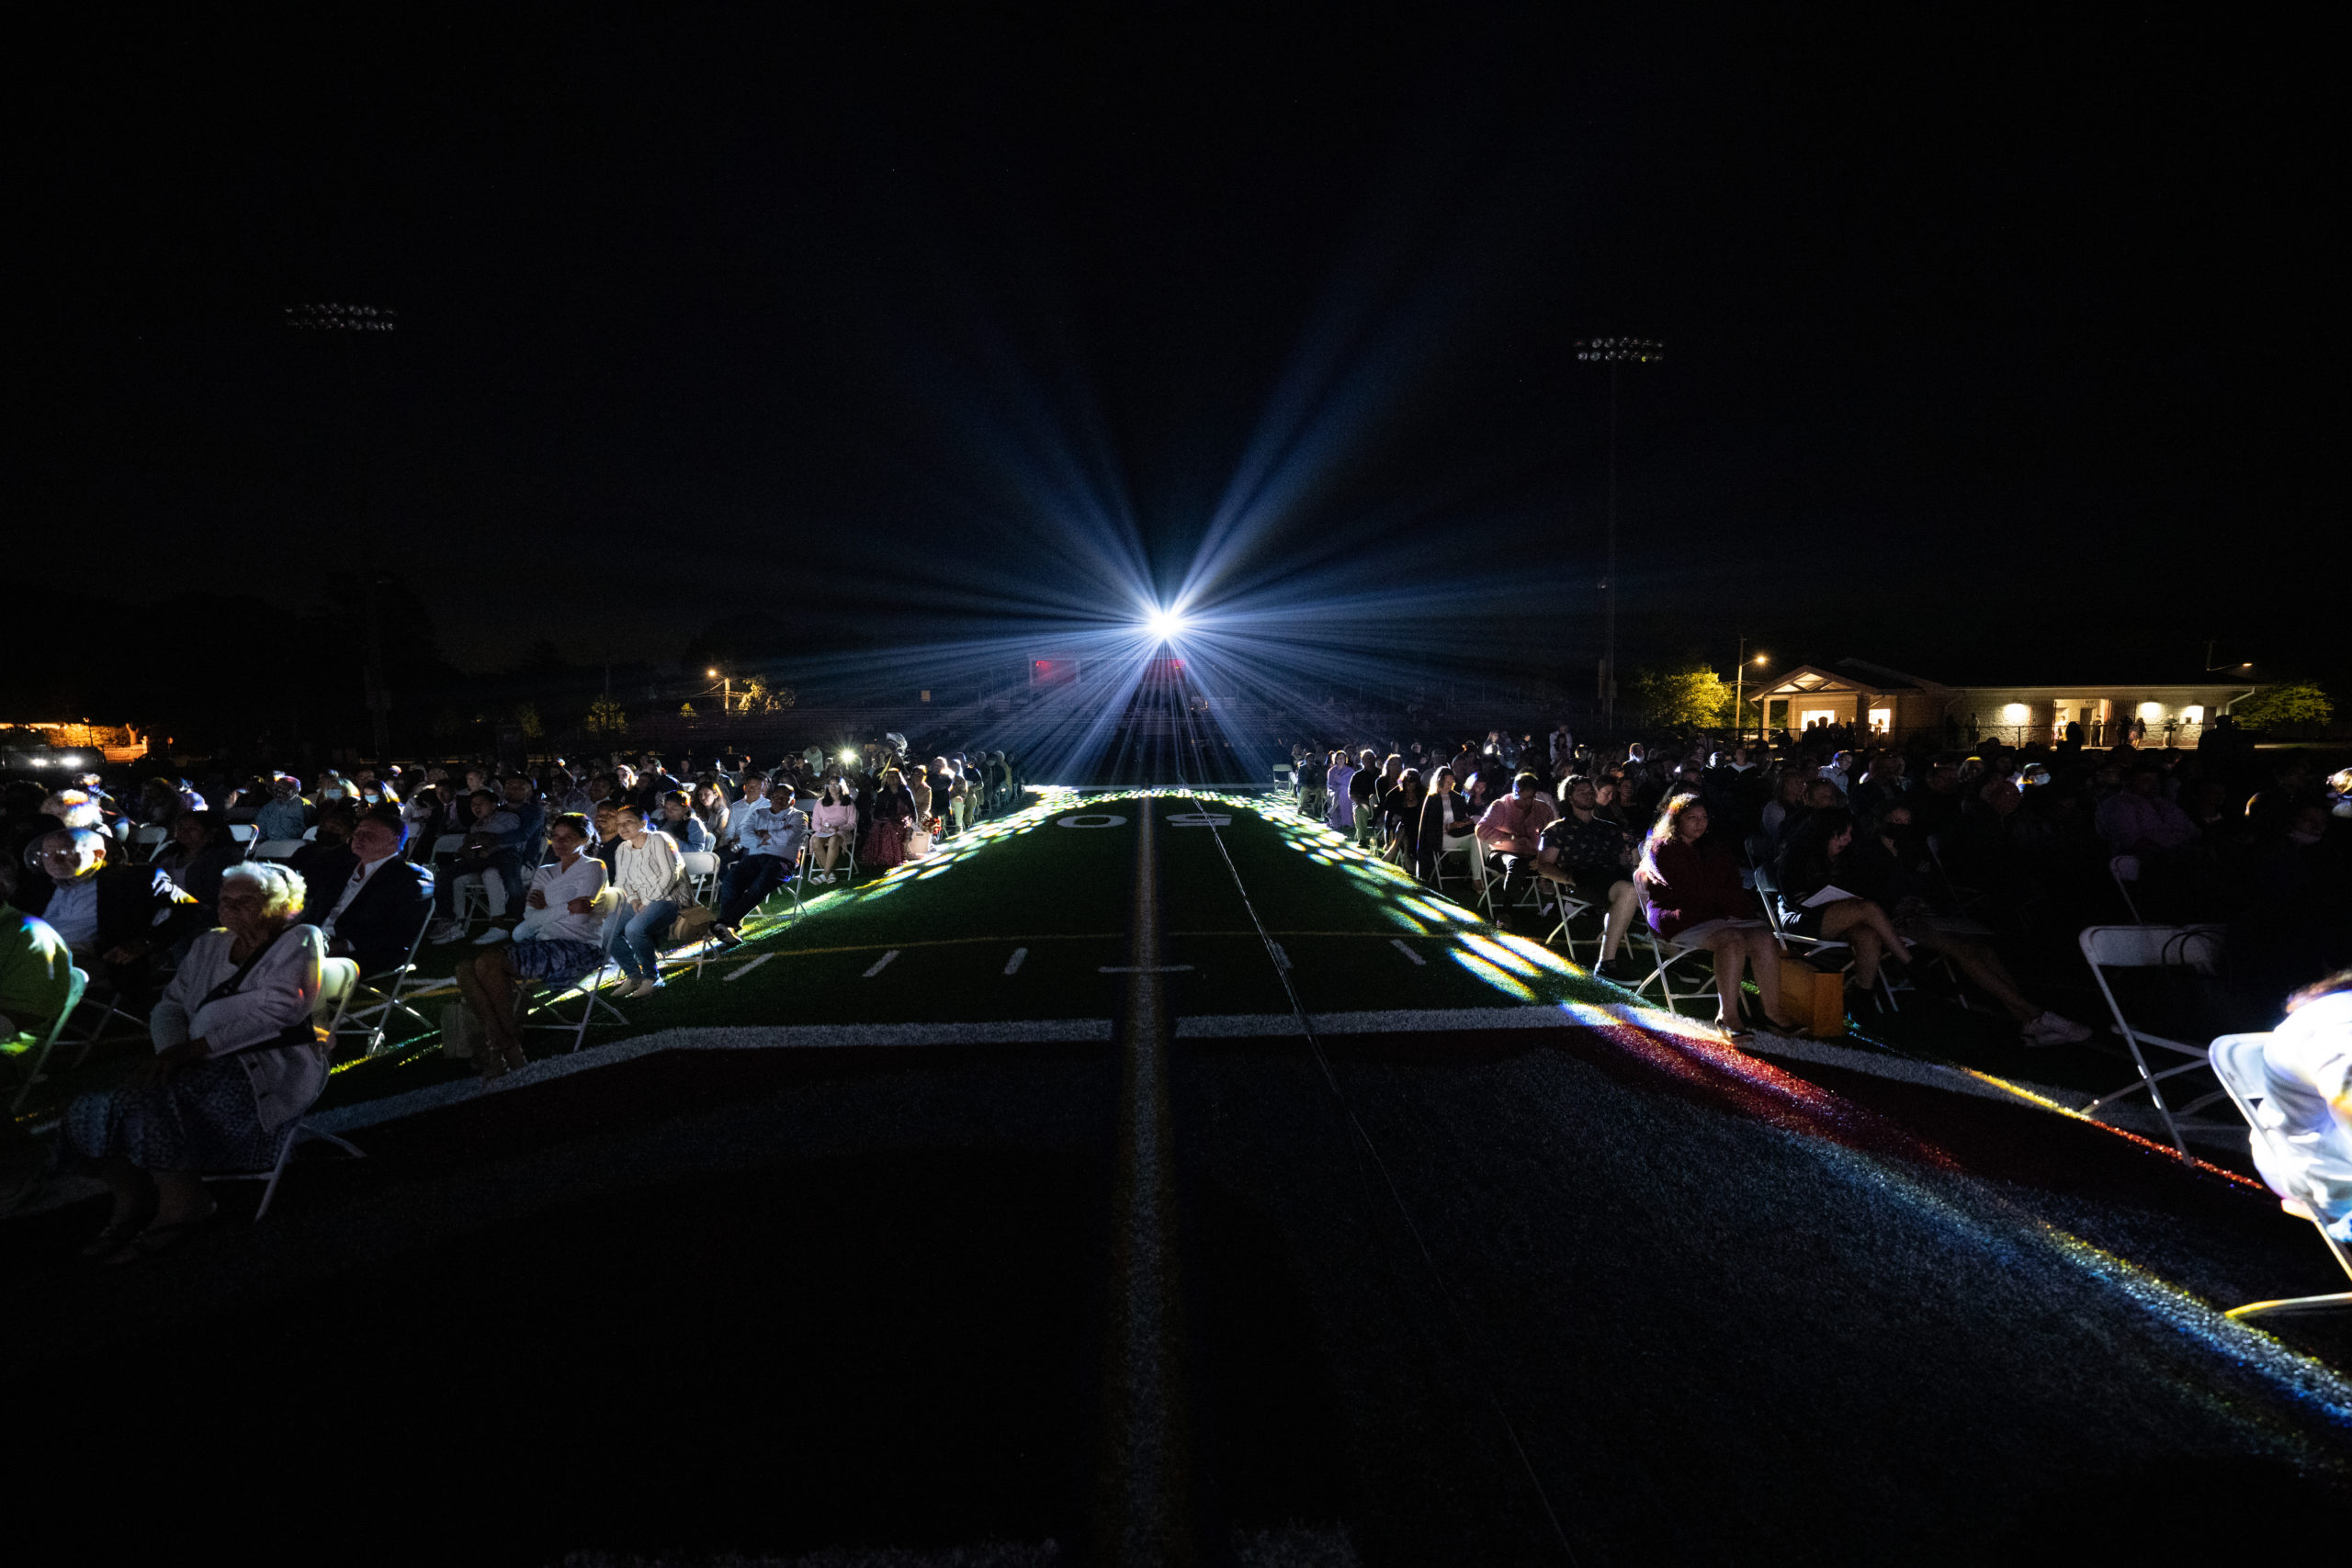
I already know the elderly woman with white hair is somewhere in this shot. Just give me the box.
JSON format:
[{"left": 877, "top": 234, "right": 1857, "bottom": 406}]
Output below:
[{"left": 63, "top": 860, "right": 327, "bottom": 1263}]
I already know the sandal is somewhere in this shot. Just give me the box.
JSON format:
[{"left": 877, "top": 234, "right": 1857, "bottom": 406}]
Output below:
[
  {"left": 103, "top": 1207, "right": 217, "bottom": 1266},
  {"left": 78, "top": 1218, "right": 151, "bottom": 1260}
]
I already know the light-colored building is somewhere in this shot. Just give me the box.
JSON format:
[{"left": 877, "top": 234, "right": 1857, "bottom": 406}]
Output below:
[{"left": 1747, "top": 660, "right": 2257, "bottom": 748}]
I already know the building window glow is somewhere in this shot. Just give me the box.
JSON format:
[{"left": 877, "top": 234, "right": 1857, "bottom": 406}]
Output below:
[
  {"left": 2181, "top": 705, "right": 2204, "bottom": 724},
  {"left": 2137, "top": 701, "right": 2165, "bottom": 721},
  {"left": 2001, "top": 703, "right": 2030, "bottom": 724},
  {"left": 1868, "top": 707, "right": 1893, "bottom": 734}
]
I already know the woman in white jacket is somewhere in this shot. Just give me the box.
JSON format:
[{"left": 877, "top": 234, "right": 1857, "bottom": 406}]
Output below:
[{"left": 63, "top": 862, "right": 325, "bottom": 1263}]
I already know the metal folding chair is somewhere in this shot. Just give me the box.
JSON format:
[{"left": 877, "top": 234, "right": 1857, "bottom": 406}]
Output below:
[
  {"left": 2109, "top": 855, "right": 2145, "bottom": 922},
  {"left": 208, "top": 958, "right": 361, "bottom": 1221},
  {"left": 130, "top": 824, "right": 170, "bottom": 863},
  {"left": 230, "top": 823, "right": 260, "bottom": 858},
  {"left": 8, "top": 964, "right": 89, "bottom": 1113},
  {"left": 329, "top": 913, "right": 437, "bottom": 1057},
  {"left": 519, "top": 961, "right": 631, "bottom": 1053},
  {"left": 2078, "top": 924, "right": 2233, "bottom": 1156},
  {"left": 251, "top": 838, "right": 307, "bottom": 863},
  {"left": 2207, "top": 1032, "right": 2352, "bottom": 1320},
  {"left": 681, "top": 849, "right": 722, "bottom": 907},
  {"left": 1630, "top": 888, "right": 1720, "bottom": 1014}
]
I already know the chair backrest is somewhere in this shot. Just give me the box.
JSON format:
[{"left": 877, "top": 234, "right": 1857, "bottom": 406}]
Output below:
[
  {"left": 682, "top": 851, "right": 719, "bottom": 879},
  {"left": 2078, "top": 924, "right": 2221, "bottom": 974},
  {"left": 430, "top": 832, "right": 469, "bottom": 856},
  {"left": 252, "top": 838, "right": 306, "bottom": 862},
  {"left": 229, "top": 823, "right": 258, "bottom": 841},
  {"left": 316, "top": 957, "right": 359, "bottom": 1027},
  {"left": 2109, "top": 855, "right": 2142, "bottom": 883},
  {"left": 302, "top": 825, "right": 320, "bottom": 840}
]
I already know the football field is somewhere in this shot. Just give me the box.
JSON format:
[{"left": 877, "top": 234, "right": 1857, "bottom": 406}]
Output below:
[{"left": 7, "top": 786, "right": 2351, "bottom": 1565}]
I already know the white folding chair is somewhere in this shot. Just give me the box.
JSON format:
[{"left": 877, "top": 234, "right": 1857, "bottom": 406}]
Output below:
[
  {"left": 209, "top": 958, "right": 362, "bottom": 1220},
  {"left": 681, "top": 850, "right": 721, "bottom": 908},
  {"left": 1535, "top": 872, "right": 1598, "bottom": 961},
  {"left": 302, "top": 825, "right": 320, "bottom": 840},
  {"left": 1630, "top": 889, "right": 1720, "bottom": 1014},
  {"left": 330, "top": 912, "right": 437, "bottom": 1057},
  {"left": 251, "top": 838, "right": 307, "bottom": 862},
  {"left": 230, "top": 823, "right": 260, "bottom": 858},
  {"left": 8, "top": 964, "right": 89, "bottom": 1112},
  {"left": 2207, "top": 1032, "right": 2352, "bottom": 1320},
  {"left": 519, "top": 960, "right": 631, "bottom": 1053},
  {"left": 2109, "top": 855, "right": 2145, "bottom": 922},
  {"left": 130, "top": 824, "right": 170, "bottom": 863},
  {"left": 2078, "top": 924, "right": 2233, "bottom": 1156}
]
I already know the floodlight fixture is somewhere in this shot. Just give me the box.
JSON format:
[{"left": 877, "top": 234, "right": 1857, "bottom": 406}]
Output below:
[{"left": 1144, "top": 605, "right": 1188, "bottom": 641}]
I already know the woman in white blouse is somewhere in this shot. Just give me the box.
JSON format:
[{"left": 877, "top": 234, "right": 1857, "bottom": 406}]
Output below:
[
  {"left": 452, "top": 813, "right": 609, "bottom": 1080},
  {"left": 64, "top": 862, "right": 325, "bottom": 1263},
  {"left": 605, "top": 804, "right": 686, "bottom": 998}
]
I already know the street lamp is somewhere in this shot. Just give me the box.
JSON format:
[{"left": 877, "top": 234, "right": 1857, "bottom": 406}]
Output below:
[
  {"left": 287, "top": 302, "right": 400, "bottom": 761},
  {"left": 2203, "top": 638, "right": 2253, "bottom": 672},
  {"left": 1735, "top": 640, "right": 1771, "bottom": 743},
  {"left": 1576, "top": 337, "right": 1665, "bottom": 729}
]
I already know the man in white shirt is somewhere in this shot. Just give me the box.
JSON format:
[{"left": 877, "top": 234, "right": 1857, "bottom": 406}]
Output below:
[{"left": 718, "top": 772, "right": 771, "bottom": 866}]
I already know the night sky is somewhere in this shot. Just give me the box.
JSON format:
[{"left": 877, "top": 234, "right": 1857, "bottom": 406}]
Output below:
[{"left": 14, "top": 11, "right": 2341, "bottom": 705}]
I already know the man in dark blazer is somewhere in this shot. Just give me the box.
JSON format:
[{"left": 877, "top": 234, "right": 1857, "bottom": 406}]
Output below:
[
  {"left": 19, "top": 828, "right": 198, "bottom": 1004},
  {"left": 300, "top": 808, "right": 435, "bottom": 977}
]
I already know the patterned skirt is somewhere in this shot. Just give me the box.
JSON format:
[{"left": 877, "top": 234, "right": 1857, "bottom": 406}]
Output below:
[
  {"left": 506, "top": 936, "right": 607, "bottom": 981},
  {"left": 863, "top": 818, "right": 908, "bottom": 868},
  {"left": 62, "top": 1055, "right": 280, "bottom": 1173}
]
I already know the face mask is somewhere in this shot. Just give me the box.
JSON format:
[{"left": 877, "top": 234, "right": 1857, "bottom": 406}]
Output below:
[{"left": 322, "top": 788, "right": 345, "bottom": 799}]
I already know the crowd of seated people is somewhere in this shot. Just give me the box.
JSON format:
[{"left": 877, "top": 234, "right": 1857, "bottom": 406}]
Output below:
[
  {"left": 1282, "top": 725, "right": 2351, "bottom": 1048},
  {"left": 0, "top": 736, "right": 1032, "bottom": 1242}
]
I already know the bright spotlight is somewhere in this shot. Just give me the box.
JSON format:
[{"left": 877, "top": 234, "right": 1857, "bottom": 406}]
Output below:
[{"left": 1144, "top": 606, "right": 1187, "bottom": 640}]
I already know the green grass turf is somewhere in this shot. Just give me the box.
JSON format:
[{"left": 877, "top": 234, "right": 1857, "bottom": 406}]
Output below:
[{"left": 288, "top": 788, "right": 1633, "bottom": 1115}]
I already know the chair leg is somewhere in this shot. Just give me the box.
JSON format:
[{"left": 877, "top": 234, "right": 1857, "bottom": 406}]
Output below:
[{"left": 2225, "top": 1292, "right": 2352, "bottom": 1321}]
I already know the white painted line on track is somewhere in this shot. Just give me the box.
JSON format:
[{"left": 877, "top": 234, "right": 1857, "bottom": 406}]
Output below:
[
  {"left": 723, "top": 953, "right": 775, "bottom": 983},
  {"left": 1003, "top": 946, "right": 1027, "bottom": 976},
  {"left": 1269, "top": 942, "right": 1292, "bottom": 970},
  {"left": 1390, "top": 939, "right": 1426, "bottom": 966},
  {"left": 862, "top": 950, "right": 900, "bottom": 977},
  {"left": 1099, "top": 964, "right": 1194, "bottom": 974}
]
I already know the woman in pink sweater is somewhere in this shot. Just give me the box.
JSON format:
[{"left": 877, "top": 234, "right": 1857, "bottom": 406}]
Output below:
[{"left": 808, "top": 779, "right": 857, "bottom": 884}]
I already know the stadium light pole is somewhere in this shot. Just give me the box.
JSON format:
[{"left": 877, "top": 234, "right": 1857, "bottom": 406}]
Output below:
[
  {"left": 1736, "top": 641, "right": 1771, "bottom": 743},
  {"left": 286, "top": 302, "right": 400, "bottom": 761},
  {"left": 1576, "top": 337, "right": 1664, "bottom": 730}
]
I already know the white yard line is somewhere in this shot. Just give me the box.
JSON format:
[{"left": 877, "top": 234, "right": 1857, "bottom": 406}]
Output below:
[
  {"left": 723, "top": 953, "right": 775, "bottom": 983},
  {"left": 1003, "top": 947, "right": 1027, "bottom": 976},
  {"left": 862, "top": 950, "right": 900, "bottom": 977},
  {"left": 1390, "top": 939, "right": 1426, "bottom": 966}
]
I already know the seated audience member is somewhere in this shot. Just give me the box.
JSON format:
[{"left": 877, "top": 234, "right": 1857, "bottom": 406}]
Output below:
[
  {"left": 451, "top": 815, "right": 608, "bottom": 1082},
  {"left": 1533, "top": 775, "right": 1641, "bottom": 980},
  {"left": 718, "top": 772, "right": 771, "bottom": 863},
  {"left": 715, "top": 790, "right": 809, "bottom": 943},
  {"left": 155, "top": 810, "right": 243, "bottom": 911},
  {"left": 655, "top": 790, "right": 715, "bottom": 853},
  {"left": 1755, "top": 771, "right": 1810, "bottom": 858},
  {"left": 61, "top": 863, "right": 325, "bottom": 1263},
  {"left": 691, "top": 783, "right": 730, "bottom": 843},
  {"left": 2242, "top": 971, "right": 2352, "bottom": 1244},
  {"left": 2095, "top": 761, "right": 2198, "bottom": 858},
  {"left": 19, "top": 829, "right": 197, "bottom": 1005},
  {"left": 1475, "top": 772, "right": 1559, "bottom": 922},
  {"left": 808, "top": 779, "right": 856, "bottom": 883},
  {"left": 605, "top": 806, "right": 686, "bottom": 997},
  {"left": 0, "top": 862, "right": 75, "bottom": 1046},
  {"left": 135, "top": 777, "right": 185, "bottom": 827},
  {"left": 401, "top": 784, "right": 447, "bottom": 860},
  {"left": 299, "top": 808, "right": 435, "bottom": 976},
  {"left": 2245, "top": 761, "right": 2321, "bottom": 840},
  {"left": 1350, "top": 751, "right": 1388, "bottom": 848},
  {"left": 427, "top": 789, "right": 523, "bottom": 945},
  {"left": 865, "top": 768, "right": 916, "bottom": 869},
  {"left": 499, "top": 773, "right": 548, "bottom": 867},
  {"left": 1773, "top": 808, "right": 1912, "bottom": 998},
  {"left": 1384, "top": 767, "right": 1428, "bottom": 863},
  {"left": 1841, "top": 805, "right": 2093, "bottom": 1044},
  {"left": 254, "top": 776, "right": 309, "bottom": 843},
  {"left": 1634, "top": 795, "right": 1800, "bottom": 1041},
  {"left": 546, "top": 770, "right": 595, "bottom": 819},
  {"left": 287, "top": 800, "right": 357, "bottom": 882},
  {"left": 1413, "top": 766, "right": 1478, "bottom": 883}
]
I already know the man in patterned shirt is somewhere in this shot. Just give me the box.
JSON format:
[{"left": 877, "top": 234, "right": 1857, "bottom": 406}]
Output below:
[{"left": 1534, "top": 774, "right": 1642, "bottom": 981}]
